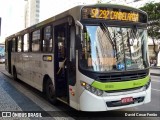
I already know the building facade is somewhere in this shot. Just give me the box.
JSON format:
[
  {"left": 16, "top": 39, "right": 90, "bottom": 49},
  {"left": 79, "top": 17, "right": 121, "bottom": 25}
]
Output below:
[{"left": 25, "top": 0, "right": 40, "bottom": 28}]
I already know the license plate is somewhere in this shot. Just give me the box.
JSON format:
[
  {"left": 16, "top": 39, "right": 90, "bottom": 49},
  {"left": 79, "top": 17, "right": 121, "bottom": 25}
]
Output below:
[{"left": 121, "top": 97, "right": 133, "bottom": 103}]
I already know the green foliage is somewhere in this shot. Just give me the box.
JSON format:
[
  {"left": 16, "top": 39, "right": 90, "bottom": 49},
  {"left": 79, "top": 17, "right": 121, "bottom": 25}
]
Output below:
[
  {"left": 140, "top": 2, "right": 160, "bottom": 62},
  {"left": 140, "top": 2, "right": 160, "bottom": 40},
  {"left": 97, "top": 0, "right": 102, "bottom": 3},
  {"left": 140, "top": 2, "right": 160, "bottom": 21}
]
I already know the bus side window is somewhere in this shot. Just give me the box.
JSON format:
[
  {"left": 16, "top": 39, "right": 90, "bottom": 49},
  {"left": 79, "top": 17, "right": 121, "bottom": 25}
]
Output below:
[
  {"left": 43, "top": 26, "right": 52, "bottom": 52},
  {"left": 12, "top": 38, "right": 16, "bottom": 52},
  {"left": 32, "top": 30, "right": 40, "bottom": 52},
  {"left": 17, "top": 36, "right": 22, "bottom": 52},
  {"left": 23, "top": 34, "right": 29, "bottom": 52}
]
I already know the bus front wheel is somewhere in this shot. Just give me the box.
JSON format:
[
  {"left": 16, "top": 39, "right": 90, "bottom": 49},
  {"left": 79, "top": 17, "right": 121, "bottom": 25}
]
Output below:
[{"left": 45, "top": 79, "right": 57, "bottom": 104}]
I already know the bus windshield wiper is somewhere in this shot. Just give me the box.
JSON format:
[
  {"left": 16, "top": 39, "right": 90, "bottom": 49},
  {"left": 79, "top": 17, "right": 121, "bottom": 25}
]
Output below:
[{"left": 100, "top": 23, "right": 115, "bottom": 46}]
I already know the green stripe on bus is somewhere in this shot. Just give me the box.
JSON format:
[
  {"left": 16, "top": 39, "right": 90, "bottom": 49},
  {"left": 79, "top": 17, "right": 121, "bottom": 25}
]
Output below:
[{"left": 91, "top": 76, "right": 150, "bottom": 91}]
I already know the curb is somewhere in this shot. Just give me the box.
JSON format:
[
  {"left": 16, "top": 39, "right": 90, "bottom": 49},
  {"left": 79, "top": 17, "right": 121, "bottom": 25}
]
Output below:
[
  {"left": 0, "top": 70, "right": 13, "bottom": 79},
  {"left": 150, "top": 73, "right": 160, "bottom": 76},
  {"left": 150, "top": 67, "right": 160, "bottom": 70}
]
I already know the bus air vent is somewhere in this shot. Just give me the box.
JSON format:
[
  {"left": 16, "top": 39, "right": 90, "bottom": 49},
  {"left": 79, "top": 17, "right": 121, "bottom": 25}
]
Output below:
[{"left": 98, "top": 71, "right": 148, "bottom": 82}]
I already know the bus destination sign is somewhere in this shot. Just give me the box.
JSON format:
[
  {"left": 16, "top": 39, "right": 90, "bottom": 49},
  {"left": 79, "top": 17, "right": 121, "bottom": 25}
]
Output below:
[{"left": 81, "top": 7, "right": 140, "bottom": 22}]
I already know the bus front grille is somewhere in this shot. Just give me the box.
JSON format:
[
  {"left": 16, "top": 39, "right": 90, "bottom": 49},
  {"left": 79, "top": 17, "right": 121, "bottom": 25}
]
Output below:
[{"left": 98, "top": 71, "right": 148, "bottom": 82}]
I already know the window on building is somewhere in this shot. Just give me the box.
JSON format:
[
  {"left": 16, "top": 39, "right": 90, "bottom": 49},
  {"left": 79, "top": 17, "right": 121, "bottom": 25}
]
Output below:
[
  {"left": 36, "top": 0, "right": 40, "bottom": 3},
  {"left": 36, "top": 5, "right": 39, "bottom": 8},
  {"left": 17, "top": 36, "right": 22, "bottom": 52},
  {"left": 32, "top": 30, "right": 40, "bottom": 52},
  {"left": 23, "top": 34, "right": 29, "bottom": 52},
  {"left": 43, "top": 26, "right": 52, "bottom": 52},
  {"left": 36, "top": 9, "right": 39, "bottom": 12},
  {"left": 36, "top": 18, "right": 39, "bottom": 21},
  {"left": 36, "top": 14, "right": 39, "bottom": 17}
]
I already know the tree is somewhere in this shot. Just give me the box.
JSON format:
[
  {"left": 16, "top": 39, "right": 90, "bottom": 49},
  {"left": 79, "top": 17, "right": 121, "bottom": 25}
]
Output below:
[
  {"left": 97, "top": 0, "right": 102, "bottom": 3},
  {"left": 140, "top": 2, "right": 160, "bottom": 65}
]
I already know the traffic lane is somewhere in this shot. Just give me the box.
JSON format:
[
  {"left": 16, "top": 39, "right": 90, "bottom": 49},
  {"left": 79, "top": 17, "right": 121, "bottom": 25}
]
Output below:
[
  {"left": 151, "top": 76, "right": 160, "bottom": 82},
  {"left": 130, "top": 89, "right": 160, "bottom": 111},
  {"left": 151, "top": 75, "right": 160, "bottom": 81},
  {"left": 151, "top": 76, "right": 160, "bottom": 91},
  {"left": 130, "top": 75, "right": 160, "bottom": 111}
]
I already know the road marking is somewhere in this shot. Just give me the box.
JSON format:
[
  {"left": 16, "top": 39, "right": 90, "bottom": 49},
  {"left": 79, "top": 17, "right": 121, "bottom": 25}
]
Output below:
[{"left": 152, "top": 88, "right": 160, "bottom": 92}]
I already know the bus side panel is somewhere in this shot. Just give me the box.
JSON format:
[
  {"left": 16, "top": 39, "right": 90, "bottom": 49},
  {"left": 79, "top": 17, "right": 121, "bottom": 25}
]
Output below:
[
  {"left": 29, "top": 53, "right": 54, "bottom": 91},
  {"left": 23, "top": 53, "right": 32, "bottom": 85},
  {"left": 12, "top": 52, "right": 32, "bottom": 86},
  {"left": 11, "top": 52, "right": 54, "bottom": 91},
  {"left": 12, "top": 52, "right": 23, "bottom": 78}
]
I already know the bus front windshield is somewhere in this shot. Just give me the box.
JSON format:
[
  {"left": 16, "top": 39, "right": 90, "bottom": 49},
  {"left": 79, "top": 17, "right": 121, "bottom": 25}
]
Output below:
[{"left": 79, "top": 24, "right": 149, "bottom": 72}]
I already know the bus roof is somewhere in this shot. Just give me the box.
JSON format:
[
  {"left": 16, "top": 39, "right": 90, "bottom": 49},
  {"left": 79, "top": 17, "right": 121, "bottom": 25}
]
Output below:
[{"left": 6, "top": 4, "right": 147, "bottom": 40}]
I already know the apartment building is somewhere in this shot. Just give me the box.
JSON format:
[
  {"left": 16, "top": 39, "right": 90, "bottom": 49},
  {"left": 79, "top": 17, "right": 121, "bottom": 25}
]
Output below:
[{"left": 24, "top": 0, "right": 40, "bottom": 28}]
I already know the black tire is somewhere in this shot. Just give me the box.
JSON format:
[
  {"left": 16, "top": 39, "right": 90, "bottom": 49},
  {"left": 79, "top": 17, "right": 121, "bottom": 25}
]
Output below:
[
  {"left": 45, "top": 79, "right": 57, "bottom": 104},
  {"left": 13, "top": 67, "right": 18, "bottom": 81}
]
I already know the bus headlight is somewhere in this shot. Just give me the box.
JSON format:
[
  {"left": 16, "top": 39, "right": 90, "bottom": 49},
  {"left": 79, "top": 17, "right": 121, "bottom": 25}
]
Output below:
[
  {"left": 85, "top": 84, "right": 91, "bottom": 90},
  {"left": 91, "top": 87, "right": 96, "bottom": 93},
  {"left": 96, "top": 89, "right": 103, "bottom": 96},
  {"left": 81, "top": 81, "right": 103, "bottom": 96}
]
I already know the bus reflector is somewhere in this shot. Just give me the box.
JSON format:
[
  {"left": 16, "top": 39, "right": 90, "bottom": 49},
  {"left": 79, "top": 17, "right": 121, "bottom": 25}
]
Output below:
[
  {"left": 71, "top": 92, "right": 75, "bottom": 96},
  {"left": 69, "top": 88, "right": 72, "bottom": 91}
]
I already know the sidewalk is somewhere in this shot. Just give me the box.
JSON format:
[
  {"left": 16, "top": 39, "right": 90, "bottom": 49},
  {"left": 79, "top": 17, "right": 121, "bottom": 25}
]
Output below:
[{"left": 0, "top": 64, "right": 13, "bottom": 79}]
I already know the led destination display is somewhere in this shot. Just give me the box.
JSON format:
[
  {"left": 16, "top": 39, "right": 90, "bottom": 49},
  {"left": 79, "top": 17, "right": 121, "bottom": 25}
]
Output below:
[{"left": 81, "top": 7, "right": 147, "bottom": 23}]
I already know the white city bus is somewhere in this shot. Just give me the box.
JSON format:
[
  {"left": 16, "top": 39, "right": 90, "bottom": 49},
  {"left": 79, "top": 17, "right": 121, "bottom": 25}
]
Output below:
[{"left": 5, "top": 4, "right": 151, "bottom": 111}]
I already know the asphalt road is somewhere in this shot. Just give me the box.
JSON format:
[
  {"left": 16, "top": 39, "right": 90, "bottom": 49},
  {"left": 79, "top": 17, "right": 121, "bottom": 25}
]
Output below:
[
  {"left": 0, "top": 64, "right": 159, "bottom": 120},
  {"left": 131, "top": 75, "right": 160, "bottom": 111}
]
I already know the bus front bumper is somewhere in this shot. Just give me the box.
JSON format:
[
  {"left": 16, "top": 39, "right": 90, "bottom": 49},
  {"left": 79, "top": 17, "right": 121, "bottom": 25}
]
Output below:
[{"left": 79, "top": 84, "right": 151, "bottom": 111}]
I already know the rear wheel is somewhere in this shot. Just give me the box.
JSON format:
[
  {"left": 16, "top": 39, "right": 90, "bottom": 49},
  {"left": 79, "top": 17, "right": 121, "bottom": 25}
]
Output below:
[{"left": 45, "top": 79, "right": 57, "bottom": 104}]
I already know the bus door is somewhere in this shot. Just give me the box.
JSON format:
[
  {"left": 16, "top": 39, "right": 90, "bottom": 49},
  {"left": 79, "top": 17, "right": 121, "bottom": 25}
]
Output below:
[
  {"left": 54, "top": 23, "right": 70, "bottom": 103},
  {"left": 6, "top": 41, "right": 12, "bottom": 74}
]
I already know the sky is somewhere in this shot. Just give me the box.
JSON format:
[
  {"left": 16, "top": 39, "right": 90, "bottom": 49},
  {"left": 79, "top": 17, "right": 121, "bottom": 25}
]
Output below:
[
  {"left": 0, "top": 0, "right": 25, "bottom": 42},
  {"left": 39, "top": 0, "right": 98, "bottom": 21},
  {"left": 0, "top": 0, "right": 159, "bottom": 43}
]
